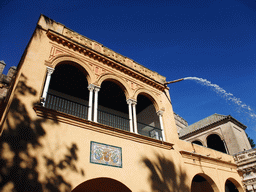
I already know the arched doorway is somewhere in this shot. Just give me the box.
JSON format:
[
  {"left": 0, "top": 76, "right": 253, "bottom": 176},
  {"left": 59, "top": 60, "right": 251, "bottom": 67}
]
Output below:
[
  {"left": 136, "top": 94, "right": 162, "bottom": 140},
  {"left": 71, "top": 177, "right": 132, "bottom": 192},
  {"left": 98, "top": 80, "right": 129, "bottom": 131},
  {"left": 207, "top": 134, "right": 227, "bottom": 153},
  {"left": 225, "top": 179, "right": 242, "bottom": 192},
  {"left": 191, "top": 174, "right": 218, "bottom": 192},
  {"left": 45, "top": 63, "right": 89, "bottom": 119},
  {"left": 192, "top": 140, "right": 203, "bottom": 146}
]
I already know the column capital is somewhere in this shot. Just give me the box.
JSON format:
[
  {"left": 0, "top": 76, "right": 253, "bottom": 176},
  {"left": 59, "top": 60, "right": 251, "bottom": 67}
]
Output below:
[
  {"left": 157, "top": 110, "right": 164, "bottom": 116},
  {"left": 94, "top": 86, "right": 100, "bottom": 92},
  {"left": 127, "top": 99, "right": 137, "bottom": 105},
  {"left": 127, "top": 99, "right": 136, "bottom": 105},
  {"left": 46, "top": 67, "right": 54, "bottom": 75},
  {"left": 88, "top": 84, "right": 95, "bottom": 91},
  {"left": 87, "top": 84, "right": 100, "bottom": 92}
]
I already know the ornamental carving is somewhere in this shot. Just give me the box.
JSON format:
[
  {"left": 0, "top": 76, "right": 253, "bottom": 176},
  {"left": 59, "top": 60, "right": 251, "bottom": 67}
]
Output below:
[
  {"left": 48, "top": 46, "right": 64, "bottom": 62},
  {"left": 126, "top": 80, "right": 139, "bottom": 91},
  {"left": 95, "top": 66, "right": 106, "bottom": 76}
]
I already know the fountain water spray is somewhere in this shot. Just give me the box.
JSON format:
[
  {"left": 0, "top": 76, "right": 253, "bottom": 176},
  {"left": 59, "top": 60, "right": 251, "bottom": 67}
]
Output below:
[{"left": 183, "top": 77, "right": 256, "bottom": 119}]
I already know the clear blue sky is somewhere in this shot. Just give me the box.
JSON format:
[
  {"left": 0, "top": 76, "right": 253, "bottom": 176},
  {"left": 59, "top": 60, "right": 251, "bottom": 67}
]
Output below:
[{"left": 1, "top": 0, "right": 256, "bottom": 142}]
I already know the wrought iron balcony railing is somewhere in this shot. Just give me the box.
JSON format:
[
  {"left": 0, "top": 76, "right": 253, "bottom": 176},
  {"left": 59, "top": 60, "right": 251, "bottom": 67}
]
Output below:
[
  {"left": 45, "top": 93, "right": 162, "bottom": 140},
  {"left": 45, "top": 92, "right": 88, "bottom": 120},
  {"left": 98, "top": 109, "right": 130, "bottom": 132}
]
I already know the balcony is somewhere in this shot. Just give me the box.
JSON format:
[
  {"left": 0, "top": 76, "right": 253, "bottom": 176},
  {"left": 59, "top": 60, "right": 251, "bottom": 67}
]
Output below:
[
  {"left": 42, "top": 63, "right": 164, "bottom": 141},
  {"left": 45, "top": 92, "right": 162, "bottom": 140}
]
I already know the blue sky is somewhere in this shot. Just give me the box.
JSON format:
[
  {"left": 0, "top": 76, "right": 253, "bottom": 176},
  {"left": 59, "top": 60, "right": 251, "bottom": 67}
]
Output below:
[{"left": 1, "top": 0, "right": 256, "bottom": 142}]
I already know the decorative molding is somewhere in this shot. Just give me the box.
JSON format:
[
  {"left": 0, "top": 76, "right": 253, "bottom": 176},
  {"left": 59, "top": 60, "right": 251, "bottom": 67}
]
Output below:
[
  {"left": 46, "top": 30, "right": 166, "bottom": 91},
  {"left": 48, "top": 46, "right": 64, "bottom": 62},
  {"left": 33, "top": 105, "right": 174, "bottom": 150}
]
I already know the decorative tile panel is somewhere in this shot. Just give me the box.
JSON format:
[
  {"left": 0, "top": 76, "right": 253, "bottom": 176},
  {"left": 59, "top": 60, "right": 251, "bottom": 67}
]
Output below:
[{"left": 90, "top": 141, "right": 122, "bottom": 168}]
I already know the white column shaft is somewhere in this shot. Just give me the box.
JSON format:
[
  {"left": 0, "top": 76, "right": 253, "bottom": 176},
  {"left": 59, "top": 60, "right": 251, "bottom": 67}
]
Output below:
[
  {"left": 159, "top": 114, "right": 166, "bottom": 141},
  {"left": 127, "top": 101, "right": 133, "bottom": 132},
  {"left": 132, "top": 103, "right": 138, "bottom": 134},
  {"left": 88, "top": 87, "right": 94, "bottom": 121},
  {"left": 42, "top": 67, "right": 54, "bottom": 106},
  {"left": 93, "top": 87, "right": 100, "bottom": 122}
]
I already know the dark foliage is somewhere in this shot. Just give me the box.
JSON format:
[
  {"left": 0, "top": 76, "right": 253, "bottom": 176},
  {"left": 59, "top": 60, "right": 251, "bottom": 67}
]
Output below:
[
  {"left": 141, "top": 153, "right": 189, "bottom": 192},
  {"left": 248, "top": 136, "right": 255, "bottom": 148},
  {"left": 0, "top": 74, "right": 84, "bottom": 191}
]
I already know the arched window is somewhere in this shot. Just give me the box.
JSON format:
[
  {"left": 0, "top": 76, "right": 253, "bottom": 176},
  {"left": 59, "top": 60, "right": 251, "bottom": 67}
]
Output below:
[
  {"left": 97, "top": 80, "right": 129, "bottom": 131},
  {"left": 192, "top": 140, "right": 203, "bottom": 146},
  {"left": 136, "top": 94, "right": 162, "bottom": 140},
  {"left": 45, "top": 63, "right": 89, "bottom": 119},
  {"left": 207, "top": 134, "right": 227, "bottom": 153}
]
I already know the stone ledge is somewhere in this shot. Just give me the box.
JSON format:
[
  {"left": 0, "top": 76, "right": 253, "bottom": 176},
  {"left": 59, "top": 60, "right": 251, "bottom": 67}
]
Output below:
[{"left": 180, "top": 150, "right": 237, "bottom": 167}]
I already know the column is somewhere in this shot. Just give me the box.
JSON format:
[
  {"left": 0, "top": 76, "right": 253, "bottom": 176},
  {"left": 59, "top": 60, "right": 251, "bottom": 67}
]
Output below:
[
  {"left": 87, "top": 84, "right": 95, "bottom": 121},
  {"left": 132, "top": 100, "right": 138, "bottom": 134},
  {"left": 157, "top": 110, "right": 166, "bottom": 141},
  {"left": 93, "top": 86, "right": 100, "bottom": 122},
  {"left": 41, "top": 67, "right": 54, "bottom": 106},
  {"left": 127, "top": 99, "right": 134, "bottom": 133}
]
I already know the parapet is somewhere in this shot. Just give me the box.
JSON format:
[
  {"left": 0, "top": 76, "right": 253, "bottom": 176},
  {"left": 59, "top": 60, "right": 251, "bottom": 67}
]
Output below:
[{"left": 37, "top": 14, "right": 166, "bottom": 84}]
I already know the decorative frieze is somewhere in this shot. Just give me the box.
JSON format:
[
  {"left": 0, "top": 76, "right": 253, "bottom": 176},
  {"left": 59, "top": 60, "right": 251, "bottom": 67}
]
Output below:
[
  {"left": 244, "top": 178, "right": 256, "bottom": 185},
  {"left": 48, "top": 27, "right": 166, "bottom": 88},
  {"left": 234, "top": 149, "right": 256, "bottom": 190},
  {"left": 234, "top": 149, "right": 256, "bottom": 163},
  {"left": 47, "top": 30, "right": 166, "bottom": 91}
]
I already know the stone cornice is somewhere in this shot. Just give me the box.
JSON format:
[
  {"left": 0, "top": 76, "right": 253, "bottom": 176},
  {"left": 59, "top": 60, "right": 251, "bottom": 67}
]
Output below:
[
  {"left": 46, "top": 30, "right": 166, "bottom": 91},
  {"left": 180, "top": 150, "right": 237, "bottom": 167},
  {"left": 33, "top": 105, "right": 174, "bottom": 150}
]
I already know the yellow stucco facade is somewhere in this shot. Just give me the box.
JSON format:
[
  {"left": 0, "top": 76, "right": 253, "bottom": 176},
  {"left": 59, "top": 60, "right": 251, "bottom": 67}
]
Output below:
[{"left": 0, "top": 15, "right": 244, "bottom": 192}]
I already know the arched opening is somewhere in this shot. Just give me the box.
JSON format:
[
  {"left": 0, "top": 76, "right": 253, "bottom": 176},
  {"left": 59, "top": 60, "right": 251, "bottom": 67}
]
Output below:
[
  {"left": 136, "top": 94, "right": 162, "bottom": 140},
  {"left": 207, "top": 134, "right": 227, "bottom": 153},
  {"left": 191, "top": 174, "right": 217, "bottom": 192},
  {"left": 71, "top": 177, "right": 132, "bottom": 192},
  {"left": 45, "top": 63, "right": 89, "bottom": 119},
  {"left": 98, "top": 80, "right": 129, "bottom": 131},
  {"left": 192, "top": 140, "right": 203, "bottom": 146},
  {"left": 225, "top": 179, "right": 241, "bottom": 192}
]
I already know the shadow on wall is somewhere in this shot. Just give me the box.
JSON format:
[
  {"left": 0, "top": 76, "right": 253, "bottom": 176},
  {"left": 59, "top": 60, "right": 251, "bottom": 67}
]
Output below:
[
  {"left": 0, "top": 74, "right": 84, "bottom": 192},
  {"left": 141, "top": 154, "right": 189, "bottom": 192}
]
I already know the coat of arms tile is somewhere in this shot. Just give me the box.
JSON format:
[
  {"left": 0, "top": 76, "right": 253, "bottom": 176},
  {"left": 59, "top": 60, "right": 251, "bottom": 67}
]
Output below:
[{"left": 90, "top": 141, "right": 122, "bottom": 168}]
